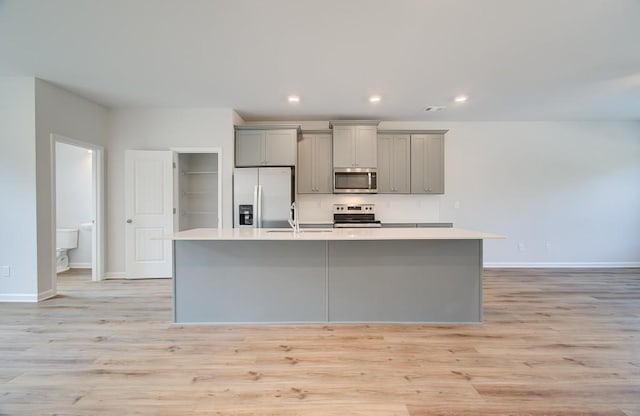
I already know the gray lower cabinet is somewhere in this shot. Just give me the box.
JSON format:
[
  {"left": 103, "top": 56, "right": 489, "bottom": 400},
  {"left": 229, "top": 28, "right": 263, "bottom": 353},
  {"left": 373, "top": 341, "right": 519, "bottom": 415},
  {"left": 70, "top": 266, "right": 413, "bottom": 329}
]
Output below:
[
  {"left": 235, "top": 126, "right": 298, "bottom": 167},
  {"left": 173, "top": 239, "right": 482, "bottom": 323},
  {"left": 377, "top": 134, "right": 410, "bottom": 193},
  {"left": 411, "top": 134, "right": 444, "bottom": 194},
  {"left": 328, "top": 240, "right": 480, "bottom": 322},
  {"left": 174, "top": 240, "right": 327, "bottom": 323},
  {"left": 381, "top": 223, "right": 417, "bottom": 228},
  {"left": 298, "top": 131, "right": 332, "bottom": 193}
]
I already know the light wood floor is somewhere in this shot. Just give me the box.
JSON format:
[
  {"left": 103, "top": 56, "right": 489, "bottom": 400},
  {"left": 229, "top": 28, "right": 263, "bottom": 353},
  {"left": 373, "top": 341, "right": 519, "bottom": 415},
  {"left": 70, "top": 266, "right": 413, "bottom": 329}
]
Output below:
[{"left": 0, "top": 268, "right": 639, "bottom": 415}]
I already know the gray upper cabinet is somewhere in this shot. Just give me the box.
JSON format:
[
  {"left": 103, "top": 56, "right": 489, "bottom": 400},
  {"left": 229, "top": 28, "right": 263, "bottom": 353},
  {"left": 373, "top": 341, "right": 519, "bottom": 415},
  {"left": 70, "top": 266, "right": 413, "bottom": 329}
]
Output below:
[
  {"left": 235, "top": 126, "right": 299, "bottom": 167},
  {"left": 298, "top": 131, "right": 332, "bottom": 194},
  {"left": 377, "top": 134, "right": 410, "bottom": 193},
  {"left": 235, "top": 130, "right": 263, "bottom": 166},
  {"left": 410, "top": 134, "right": 444, "bottom": 194},
  {"left": 331, "top": 121, "right": 379, "bottom": 168},
  {"left": 331, "top": 126, "right": 355, "bottom": 167}
]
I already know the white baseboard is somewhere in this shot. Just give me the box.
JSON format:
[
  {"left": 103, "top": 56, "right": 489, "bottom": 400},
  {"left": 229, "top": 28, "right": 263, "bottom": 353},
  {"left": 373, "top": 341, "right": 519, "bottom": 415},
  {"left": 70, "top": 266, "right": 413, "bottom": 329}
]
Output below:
[
  {"left": 69, "top": 262, "right": 91, "bottom": 269},
  {"left": 103, "top": 271, "right": 171, "bottom": 280},
  {"left": 127, "top": 276, "right": 171, "bottom": 279},
  {"left": 484, "top": 262, "right": 640, "bottom": 268},
  {"left": 38, "top": 289, "right": 56, "bottom": 301},
  {"left": 0, "top": 293, "right": 38, "bottom": 302},
  {"left": 0, "top": 289, "right": 57, "bottom": 302},
  {"left": 103, "top": 272, "right": 126, "bottom": 279}
]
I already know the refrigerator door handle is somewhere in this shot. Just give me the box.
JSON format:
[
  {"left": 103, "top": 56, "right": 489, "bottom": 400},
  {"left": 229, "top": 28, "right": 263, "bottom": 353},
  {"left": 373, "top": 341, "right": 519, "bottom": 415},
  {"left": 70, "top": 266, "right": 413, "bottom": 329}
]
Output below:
[
  {"left": 257, "top": 185, "right": 263, "bottom": 228},
  {"left": 253, "top": 185, "right": 259, "bottom": 228}
]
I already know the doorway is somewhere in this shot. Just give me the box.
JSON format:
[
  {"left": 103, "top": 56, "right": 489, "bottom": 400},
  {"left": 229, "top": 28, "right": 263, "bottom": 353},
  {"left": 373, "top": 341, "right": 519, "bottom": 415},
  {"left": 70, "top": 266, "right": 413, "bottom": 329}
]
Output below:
[
  {"left": 123, "top": 148, "right": 221, "bottom": 278},
  {"left": 51, "top": 134, "right": 104, "bottom": 284}
]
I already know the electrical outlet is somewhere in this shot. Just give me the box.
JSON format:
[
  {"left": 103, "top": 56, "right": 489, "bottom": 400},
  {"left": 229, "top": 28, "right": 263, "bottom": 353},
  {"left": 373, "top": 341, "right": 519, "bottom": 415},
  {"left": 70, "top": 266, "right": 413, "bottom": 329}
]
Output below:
[
  {"left": 454, "top": 201, "right": 460, "bottom": 209},
  {"left": 545, "top": 242, "right": 552, "bottom": 250},
  {"left": 517, "top": 243, "right": 525, "bottom": 252},
  {"left": 0, "top": 266, "right": 10, "bottom": 278}
]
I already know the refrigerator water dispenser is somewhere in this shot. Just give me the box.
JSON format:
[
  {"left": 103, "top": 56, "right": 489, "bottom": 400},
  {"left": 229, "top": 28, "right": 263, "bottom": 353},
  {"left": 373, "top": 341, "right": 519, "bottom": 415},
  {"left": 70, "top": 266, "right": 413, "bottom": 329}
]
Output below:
[{"left": 239, "top": 205, "right": 253, "bottom": 226}]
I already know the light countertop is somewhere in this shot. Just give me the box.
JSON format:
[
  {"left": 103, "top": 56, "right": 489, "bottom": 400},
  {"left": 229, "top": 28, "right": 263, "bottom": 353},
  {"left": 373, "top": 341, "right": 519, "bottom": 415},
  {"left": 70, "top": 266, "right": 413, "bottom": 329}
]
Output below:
[{"left": 164, "top": 227, "right": 505, "bottom": 241}]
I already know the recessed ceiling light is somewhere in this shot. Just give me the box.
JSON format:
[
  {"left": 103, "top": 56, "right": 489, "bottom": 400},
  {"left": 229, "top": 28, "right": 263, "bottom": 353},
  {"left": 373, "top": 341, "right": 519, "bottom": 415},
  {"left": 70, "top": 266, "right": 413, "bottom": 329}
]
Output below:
[
  {"left": 369, "top": 95, "right": 381, "bottom": 103},
  {"left": 454, "top": 95, "right": 468, "bottom": 103},
  {"left": 288, "top": 95, "right": 300, "bottom": 103},
  {"left": 424, "top": 106, "right": 446, "bottom": 112}
]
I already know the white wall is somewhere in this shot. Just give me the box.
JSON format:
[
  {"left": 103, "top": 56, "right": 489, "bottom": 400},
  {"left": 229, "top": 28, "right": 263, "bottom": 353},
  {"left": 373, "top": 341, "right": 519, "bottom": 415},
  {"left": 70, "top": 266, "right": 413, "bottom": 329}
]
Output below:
[
  {"left": 0, "top": 77, "right": 106, "bottom": 301},
  {"left": 34, "top": 79, "right": 108, "bottom": 297},
  {"left": 0, "top": 78, "right": 38, "bottom": 301},
  {"left": 55, "top": 142, "right": 93, "bottom": 266},
  {"left": 388, "top": 121, "right": 640, "bottom": 266},
  {"left": 297, "top": 120, "right": 640, "bottom": 266},
  {"left": 106, "top": 108, "right": 238, "bottom": 274}
]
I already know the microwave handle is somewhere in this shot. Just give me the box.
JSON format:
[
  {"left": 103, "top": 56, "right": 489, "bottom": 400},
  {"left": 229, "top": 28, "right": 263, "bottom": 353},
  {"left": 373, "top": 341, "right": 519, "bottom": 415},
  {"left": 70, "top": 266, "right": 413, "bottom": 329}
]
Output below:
[{"left": 368, "top": 172, "right": 372, "bottom": 189}]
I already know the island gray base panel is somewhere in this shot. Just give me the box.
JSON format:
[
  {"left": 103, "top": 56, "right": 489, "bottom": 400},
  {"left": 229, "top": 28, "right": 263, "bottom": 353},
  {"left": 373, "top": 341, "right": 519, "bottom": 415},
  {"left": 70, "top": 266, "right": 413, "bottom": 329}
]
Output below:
[
  {"left": 174, "top": 240, "right": 327, "bottom": 323},
  {"left": 173, "top": 239, "right": 482, "bottom": 323},
  {"left": 328, "top": 240, "right": 481, "bottom": 323}
]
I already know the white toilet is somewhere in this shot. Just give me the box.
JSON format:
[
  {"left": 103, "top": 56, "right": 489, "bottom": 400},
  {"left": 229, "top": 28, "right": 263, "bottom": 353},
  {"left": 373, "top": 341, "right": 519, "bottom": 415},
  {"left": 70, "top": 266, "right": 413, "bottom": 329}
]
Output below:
[{"left": 56, "top": 228, "right": 78, "bottom": 273}]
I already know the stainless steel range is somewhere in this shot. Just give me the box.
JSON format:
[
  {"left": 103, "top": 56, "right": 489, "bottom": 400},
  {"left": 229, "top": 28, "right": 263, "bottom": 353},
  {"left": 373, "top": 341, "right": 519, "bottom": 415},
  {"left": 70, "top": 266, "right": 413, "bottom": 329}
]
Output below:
[{"left": 333, "top": 204, "right": 382, "bottom": 228}]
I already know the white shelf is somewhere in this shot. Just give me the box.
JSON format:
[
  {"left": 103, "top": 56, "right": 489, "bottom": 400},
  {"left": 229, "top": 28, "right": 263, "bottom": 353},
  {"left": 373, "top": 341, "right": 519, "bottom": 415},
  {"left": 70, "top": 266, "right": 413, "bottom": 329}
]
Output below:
[
  {"left": 181, "top": 171, "right": 217, "bottom": 175},
  {"left": 182, "top": 191, "right": 213, "bottom": 196},
  {"left": 182, "top": 211, "right": 217, "bottom": 216}
]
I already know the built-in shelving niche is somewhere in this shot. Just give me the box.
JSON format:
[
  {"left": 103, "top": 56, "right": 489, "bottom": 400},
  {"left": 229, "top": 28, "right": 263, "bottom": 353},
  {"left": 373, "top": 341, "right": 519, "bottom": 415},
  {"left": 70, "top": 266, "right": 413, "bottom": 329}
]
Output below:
[{"left": 176, "top": 152, "right": 219, "bottom": 231}]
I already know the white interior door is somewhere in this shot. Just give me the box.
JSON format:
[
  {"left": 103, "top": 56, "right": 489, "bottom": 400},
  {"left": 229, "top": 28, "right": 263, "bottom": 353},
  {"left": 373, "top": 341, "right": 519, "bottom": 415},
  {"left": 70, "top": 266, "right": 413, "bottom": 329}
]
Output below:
[{"left": 125, "top": 150, "right": 174, "bottom": 278}]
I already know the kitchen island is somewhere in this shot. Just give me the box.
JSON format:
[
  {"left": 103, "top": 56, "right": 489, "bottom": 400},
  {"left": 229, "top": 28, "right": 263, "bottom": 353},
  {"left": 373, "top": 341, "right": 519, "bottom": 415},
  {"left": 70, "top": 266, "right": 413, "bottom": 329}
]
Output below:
[{"left": 166, "top": 228, "right": 504, "bottom": 324}]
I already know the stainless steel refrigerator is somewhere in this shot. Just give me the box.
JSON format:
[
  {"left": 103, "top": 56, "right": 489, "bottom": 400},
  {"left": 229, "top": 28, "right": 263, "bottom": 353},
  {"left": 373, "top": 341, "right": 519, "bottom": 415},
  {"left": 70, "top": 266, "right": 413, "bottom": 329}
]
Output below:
[{"left": 233, "top": 167, "right": 294, "bottom": 228}]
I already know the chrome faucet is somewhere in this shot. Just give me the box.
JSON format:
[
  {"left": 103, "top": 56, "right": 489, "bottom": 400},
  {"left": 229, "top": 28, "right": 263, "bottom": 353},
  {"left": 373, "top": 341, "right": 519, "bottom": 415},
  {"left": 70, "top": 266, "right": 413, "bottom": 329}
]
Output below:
[{"left": 288, "top": 202, "right": 300, "bottom": 233}]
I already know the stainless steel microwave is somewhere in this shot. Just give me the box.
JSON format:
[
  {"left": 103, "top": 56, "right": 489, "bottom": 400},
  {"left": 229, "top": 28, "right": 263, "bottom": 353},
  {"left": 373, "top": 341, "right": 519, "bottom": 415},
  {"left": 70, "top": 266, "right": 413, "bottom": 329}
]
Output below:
[{"left": 333, "top": 168, "right": 377, "bottom": 193}]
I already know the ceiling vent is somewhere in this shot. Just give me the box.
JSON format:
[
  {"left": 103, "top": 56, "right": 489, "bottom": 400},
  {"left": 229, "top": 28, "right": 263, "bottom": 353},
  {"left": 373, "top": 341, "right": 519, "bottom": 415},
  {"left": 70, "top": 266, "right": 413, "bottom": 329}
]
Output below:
[{"left": 424, "top": 106, "right": 446, "bottom": 112}]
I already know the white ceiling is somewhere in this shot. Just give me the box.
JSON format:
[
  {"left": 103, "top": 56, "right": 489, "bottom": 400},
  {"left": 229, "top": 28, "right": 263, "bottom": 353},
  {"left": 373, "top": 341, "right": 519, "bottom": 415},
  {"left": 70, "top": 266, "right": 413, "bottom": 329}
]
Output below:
[{"left": 1, "top": 0, "right": 639, "bottom": 121}]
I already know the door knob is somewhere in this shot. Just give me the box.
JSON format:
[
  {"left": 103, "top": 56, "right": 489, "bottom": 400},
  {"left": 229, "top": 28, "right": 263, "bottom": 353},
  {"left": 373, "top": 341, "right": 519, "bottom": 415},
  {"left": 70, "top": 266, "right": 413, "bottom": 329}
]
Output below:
[{"left": 126, "top": 219, "right": 132, "bottom": 223}]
